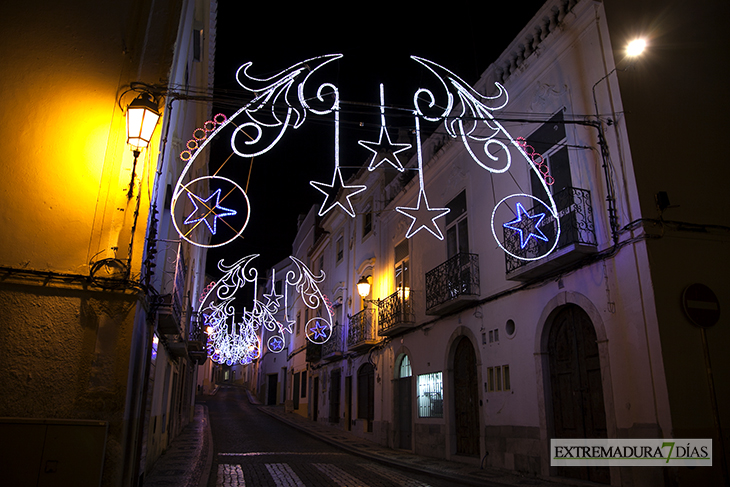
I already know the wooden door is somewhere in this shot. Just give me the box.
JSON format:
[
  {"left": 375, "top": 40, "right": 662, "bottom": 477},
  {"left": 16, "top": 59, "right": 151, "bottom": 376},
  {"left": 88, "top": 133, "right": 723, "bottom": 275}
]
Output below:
[
  {"left": 396, "top": 377, "right": 412, "bottom": 449},
  {"left": 329, "top": 369, "right": 341, "bottom": 423},
  {"left": 454, "top": 337, "right": 480, "bottom": 456},
  {"left": 345, "top": 376, "right": 352, "bottom": 431},
  {"left": 267, "top": 373, "right": 278, "bottom": 405},
  {"left": 312, "top": 377, "right": 319, "bottom": 421},
  {"left": 549, "top": 305, "right": 609, "bottom": 484}
]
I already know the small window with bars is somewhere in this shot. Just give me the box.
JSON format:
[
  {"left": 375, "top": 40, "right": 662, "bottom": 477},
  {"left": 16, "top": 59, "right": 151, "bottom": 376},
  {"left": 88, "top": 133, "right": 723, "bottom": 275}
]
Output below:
[{"left": 417, "top": 372, "right": 443, "bottom": 418}]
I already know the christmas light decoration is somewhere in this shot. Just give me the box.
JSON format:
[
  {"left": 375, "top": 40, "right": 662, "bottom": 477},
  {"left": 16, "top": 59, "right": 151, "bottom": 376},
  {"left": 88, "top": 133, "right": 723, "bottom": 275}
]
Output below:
[
  {"left": 395, "top": 115, "right": 450, "bottom": 240},
  {"left": 358, "top": 84, "right": 411, "bottom": 172},
  {"left": 310, "top": 92, "right": 367, "bottom": 218},
  {"left": 411, "top": 56, "right": 559, "bottom": 259},
  {"left": 173, "top": 176, "right": 250, "bottom": 248},
  {"left": 171, "top": 55, "right": 342, "bottom": 247},
  {"left": 199, "top": 255, "right": 333, "bottom": 362},
  {"left": 491, "top": 194, "right": 559, "bottom": 261},
  {"left": 183, "top": 188, "right": 237, "bottom": 235},
  {"left": 503, "top": 202, "right": 548, "bottom": 248},
  {"left": 286, "top": 256, "right": 333, "bottom": 344}
]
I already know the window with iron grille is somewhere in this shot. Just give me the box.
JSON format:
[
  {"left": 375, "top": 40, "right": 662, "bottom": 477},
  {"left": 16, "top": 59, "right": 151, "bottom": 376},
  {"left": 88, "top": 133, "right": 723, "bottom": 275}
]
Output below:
[{"left": 417, "top": 372, "right": 443, "bottom": 418}]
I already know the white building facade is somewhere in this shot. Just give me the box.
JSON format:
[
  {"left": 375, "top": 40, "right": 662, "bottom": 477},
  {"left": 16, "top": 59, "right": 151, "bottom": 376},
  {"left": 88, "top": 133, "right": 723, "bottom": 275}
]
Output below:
[{"left": 253, "top": 0, "right": 729, "bottom": 486}]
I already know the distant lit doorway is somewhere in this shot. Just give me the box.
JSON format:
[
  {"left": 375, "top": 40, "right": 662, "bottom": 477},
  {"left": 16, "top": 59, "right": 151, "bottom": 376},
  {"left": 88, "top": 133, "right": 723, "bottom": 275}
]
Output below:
[
  {"left": 453, "top": 337, "right": 479, "bottom": 456},
  {"left": 394, "top": 354, "right": 412, "bottom": 449},
  {"left": 548, "top": 304, "right": 609, "bottom": 484}
]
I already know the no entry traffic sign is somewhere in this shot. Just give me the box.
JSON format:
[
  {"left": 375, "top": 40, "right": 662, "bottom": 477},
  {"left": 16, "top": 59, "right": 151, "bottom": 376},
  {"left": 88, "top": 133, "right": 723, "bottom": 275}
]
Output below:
[{"left": 682, "top": 283, "right": 721, "bottom": 328}]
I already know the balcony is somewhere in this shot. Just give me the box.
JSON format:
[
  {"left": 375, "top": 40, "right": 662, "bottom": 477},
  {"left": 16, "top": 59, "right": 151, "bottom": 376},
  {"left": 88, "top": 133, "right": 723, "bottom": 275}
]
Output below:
[
  {"left": 425, "top": 252, "right": 480, "bottom": 315},
  {"left": 156, "top": 292, "right": 182, "bottom": 335},
  {"left": 347, "top": 308, "right": 378, "bottom": 351},
  {"left": 505, "top": 187, "right": 597, "bottom": 281},
  {"left": 187, "top": 311, "right": 206, "bottom": 356},
  {"left": 378, "top": 289, "right": 415, "bottom": 336},
  {"left": 321, "top": 325, "right": 344, "bottom": 361},
  {"left": 306, "top": 341, "right": 321, "bottom": 363}
]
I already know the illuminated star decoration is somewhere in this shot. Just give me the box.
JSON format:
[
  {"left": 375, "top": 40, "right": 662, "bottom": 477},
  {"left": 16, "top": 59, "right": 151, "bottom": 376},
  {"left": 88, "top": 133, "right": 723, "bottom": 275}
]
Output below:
[
  {"left": 358, "top": 84, "right": 411, "bottom": 172},
  {"left": 311, "top": 167, "right": 367, "bottom": 218},
  {"left": 502, "top": 202, "right": 548, "bottom": 248},
  {"left": 268, "top": 335, "right": 284, "bottom": 353},
  {"left": 309, "top": 321, "right": 329, "bottom": 340},
  {"left": 183, "top": 188, "right": 237, "bottom": 235},
  {"left": 310, "top": 93, "right": 366, "bottom": 218},
  {"left": 396, "top": 188, "right": 451, "bottom": 240},
  {"left": 395, "top": 115, "right": 450, "bottom": 239},
  {"left": 262, "top": 290, "right": 283, "bottom": 309}
]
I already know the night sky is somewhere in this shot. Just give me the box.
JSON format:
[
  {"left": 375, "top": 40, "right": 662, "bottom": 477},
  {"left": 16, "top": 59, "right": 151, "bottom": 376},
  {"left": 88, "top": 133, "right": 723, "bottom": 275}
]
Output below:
[{"left": 205, "top": 1, "right": 547, "bottom": 274}]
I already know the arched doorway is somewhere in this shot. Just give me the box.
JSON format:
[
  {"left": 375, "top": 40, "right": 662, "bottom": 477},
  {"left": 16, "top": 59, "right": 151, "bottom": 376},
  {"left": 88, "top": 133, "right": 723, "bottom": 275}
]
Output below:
[
  {"left": 549, "top": 304, "right": 609, "bottom": 484},
  {"left": 453, "top": 337, "right": 480, "bottom": 456},
  {"left": 394, "top": 354, "right": 412, "bottom": 449}
]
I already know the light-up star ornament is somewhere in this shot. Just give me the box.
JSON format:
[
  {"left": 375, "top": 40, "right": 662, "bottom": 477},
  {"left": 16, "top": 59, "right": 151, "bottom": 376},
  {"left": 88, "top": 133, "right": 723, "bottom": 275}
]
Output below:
[
  {"left": 396, "top": 187, "right": 450, "bottom": 240},
  {"left": 503, "top": 202, "right": 548, "bottom": 248},
  {"left": 310, "top": 321, "right": 329, "bottom": 340},
  {"left": 183, "top": 188, "right": 237, "bottom": 235},
  {"left": 310, "top": 167, "right": 367, "bottom": 218},
  {"left": 262, "top": 288, "right": 283, "bottom": 309},
  {"left": 358, "top": 84, "right": 411, "bottom": 172}
]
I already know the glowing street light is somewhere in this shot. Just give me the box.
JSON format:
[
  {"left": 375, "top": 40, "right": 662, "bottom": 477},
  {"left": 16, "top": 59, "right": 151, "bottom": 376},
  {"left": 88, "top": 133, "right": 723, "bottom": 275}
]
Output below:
[
  {"left": 125, "top": 92, "right": 160, "bottom": 199},
  {"left": 626, "top": 38, "right": 647, "bottom": 57}
]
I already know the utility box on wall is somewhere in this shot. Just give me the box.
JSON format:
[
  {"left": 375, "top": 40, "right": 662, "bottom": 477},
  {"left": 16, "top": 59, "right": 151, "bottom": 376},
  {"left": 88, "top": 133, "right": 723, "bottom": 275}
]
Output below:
[{"left": 0, "top": 418, "right": 107, "bottom": 487}]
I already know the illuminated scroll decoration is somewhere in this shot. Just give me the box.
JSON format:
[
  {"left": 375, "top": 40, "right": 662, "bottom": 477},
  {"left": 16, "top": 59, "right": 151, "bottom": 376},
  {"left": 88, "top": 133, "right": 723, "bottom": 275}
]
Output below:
[
  {"left": 199, "top": 255, "right": 333, "bottom": 362},
  {"left": 395, "top": 115, "right": 450, "bottom": 240},
  {"left": 171, "top": 55, "right": 343, "bottom": 247},
  {"left": 287, "top": 256, "right": 333, "bottom": 344},
  {"left": 358, "top": 84, "right": 411, "bottom": 172},
  {"left": 411, "top": 56, "right": 559, "bottom": 260}
]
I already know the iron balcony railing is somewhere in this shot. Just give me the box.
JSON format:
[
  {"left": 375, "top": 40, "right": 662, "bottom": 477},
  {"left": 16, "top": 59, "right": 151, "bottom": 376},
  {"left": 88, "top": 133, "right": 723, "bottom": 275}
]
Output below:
[
  {"left": 321, "top": 324, "right": 343, "bottom": 359},
  {"left": 347, "top": 308, "right": 378, "bottom": 350},
  {"left": 378, "top": 288, "right": 415, "bottom": 336},
  {"left": 504, "top": 187, "right": 597, "bottom": 274},
  {"left": 425, "top": 252, "right": 480, "bottom": 313}
]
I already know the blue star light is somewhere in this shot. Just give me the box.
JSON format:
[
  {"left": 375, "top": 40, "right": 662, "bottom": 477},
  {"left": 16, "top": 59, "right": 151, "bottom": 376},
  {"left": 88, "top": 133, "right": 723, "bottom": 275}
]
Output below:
[
  {"left": 503, "top": 202, "right": 549, "bottom": 248},
  {"left": 310, "top": 322, "right": 329, "bottom": 341},
  {"left": 268, "top": 336, "right": 284, "bottom": 352},
  {"left": 183, "top": 188, "right": 237, "bottom": 235}
]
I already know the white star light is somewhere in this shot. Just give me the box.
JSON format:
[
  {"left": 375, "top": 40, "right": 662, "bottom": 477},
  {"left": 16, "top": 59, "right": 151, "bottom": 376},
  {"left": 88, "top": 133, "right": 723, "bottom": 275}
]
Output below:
[
  {"left": 396, "top": 188, "right": 450, "bottom": 240},
  {"left": 183, "top": 188, "right": 237, "bottom": 235},
  {"left": 358, "top": 84, "right": 411, "bottom": 172},
  {"left": 503, "top": 202, "right": 548, "bottom": 248},
  {"left": 310, "top": 167, "right": 367, "bottom": 218}
]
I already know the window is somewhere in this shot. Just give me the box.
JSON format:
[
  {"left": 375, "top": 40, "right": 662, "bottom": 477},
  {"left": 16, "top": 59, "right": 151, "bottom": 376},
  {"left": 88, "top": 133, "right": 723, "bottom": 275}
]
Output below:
[
  {"left": 362, "top": 205, "right": 373, "bottom": 238},
  {"left": 527, "top": 111, "right": 572, "bottom": 206},
  {"left": 193, "top": 29, "right": 203, "bottom": 62},
  {"left": 336, "top": 235, "right": 344, "bottom": 263},
  {"left": 394, "top": 240, "right": 410, "bottom": 292},
  {"left": 445, "top": 190, "right": 469, "bottom": 259},
  {"left": 417, "top": 372, "right": 443, "bottom": 418},
  {"left": 487, "top": 365, "right": 510, "bottom": 392},
  {"left": 296, "top": 311, "right": 301, "bottom": 335},
  {"left": 399, "top": 355, "right": 412, "bottom": 378}
]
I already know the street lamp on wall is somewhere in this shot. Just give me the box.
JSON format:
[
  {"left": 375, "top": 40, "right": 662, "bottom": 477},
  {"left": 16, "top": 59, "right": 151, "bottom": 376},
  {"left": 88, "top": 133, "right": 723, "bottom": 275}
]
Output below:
[
  {"left": 357, "top": 275, "right": 371, "bottom": 299},
  {"left": 125, "top": 92, "right": 161, "bottom": 198}
]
